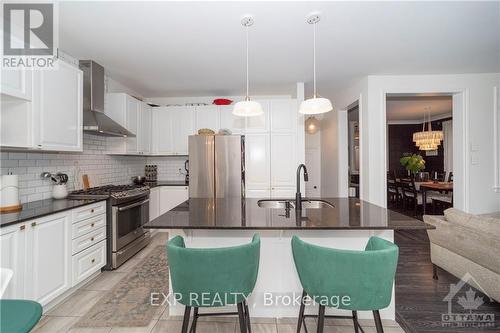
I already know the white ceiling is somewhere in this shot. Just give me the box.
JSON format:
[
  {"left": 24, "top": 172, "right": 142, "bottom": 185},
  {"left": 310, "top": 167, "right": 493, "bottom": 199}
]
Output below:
[
  {"left": 386, "top": 96, "right": 452, "bottom": 122},
  {"left": 59, "top": 1, "right": 500, "bottom": 98}
]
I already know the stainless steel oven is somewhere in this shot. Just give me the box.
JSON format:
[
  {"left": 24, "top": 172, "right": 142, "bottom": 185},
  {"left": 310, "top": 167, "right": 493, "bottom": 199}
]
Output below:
[{"left": 111, "top": 195, "right": 151, "bottom": 268}]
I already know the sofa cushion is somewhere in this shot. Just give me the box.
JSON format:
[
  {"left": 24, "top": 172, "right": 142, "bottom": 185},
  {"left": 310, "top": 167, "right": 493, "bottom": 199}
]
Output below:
[
  {"left": 468, "top": 212, "right": 500, "bottom": 235},
  {"left": 444, "top": 208, "right": 472, "bottom": 225}
]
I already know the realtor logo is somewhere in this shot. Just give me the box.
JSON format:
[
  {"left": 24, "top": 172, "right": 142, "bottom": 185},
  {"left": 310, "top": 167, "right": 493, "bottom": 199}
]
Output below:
[
  {"left": 3, "top": 3, "right": 54, "bottom": 56},
  {"left": 441, "top": 273, "right": 495, "bottom": 328}
]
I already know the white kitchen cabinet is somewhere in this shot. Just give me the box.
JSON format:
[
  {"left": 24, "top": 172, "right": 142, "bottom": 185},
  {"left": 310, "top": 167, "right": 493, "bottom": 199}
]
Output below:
[
  {"left": 152, "top": 107, "right": 174, "bottom": 154},
  {"left": 0, "top": 223, "right": 27, "bottom": 299},
  {"left": 270, "top": 187, "right": 296, "bottom": 198},
  {"left": 1, "top": 59, "right": 83, "bottom": 151},
  {"left": 195, "top": 105, "right": 220, "bottom": 132},
  {"left": 106, "top": 93, "right": 152, "bottom": 155},
  {"left": 245, "top": 100, "right": 269, "bottom": 133},
  {"left": 25, "top": 211, "right": 71, "bottom": 306},
  {"left": 0, "top": 67, "right": 33, "bottom": 101},
  {"left": 270, "top": 99, "right": 297, "bottom": 132},
  {"left": 140, "top": 105, "right": 152, "bottom": 154},
  {"left": 219, "top": 105, "right": 246, "bottom": 134},
  {"left": 271, "top": 133, "right": 297, "bottom": 188},
  {"left": 149, "top": 187, "right": 160, "bottom": 221},
  {"left": 245, "top": 133, "right": 271, "bottom": 197},
  {"left": 33, "top": 60, "right": 83, "bottom": 151},
  {"left": 159, "top": 186, "right": 189, "bottom": 214},
  {"left": 171, "top": 107, "right": 195, "bottom": 155}
]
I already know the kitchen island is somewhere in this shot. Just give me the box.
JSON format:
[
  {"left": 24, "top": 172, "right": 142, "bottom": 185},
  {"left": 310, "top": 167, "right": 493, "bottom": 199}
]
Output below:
[{"left": 144, "top": 197, "right": 433, "bottom": 320}]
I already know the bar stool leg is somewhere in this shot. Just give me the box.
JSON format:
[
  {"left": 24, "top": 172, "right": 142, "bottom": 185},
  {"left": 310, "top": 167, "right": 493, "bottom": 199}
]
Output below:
[
  {"left": 297, "top": 290, "right": 307, "bottom": 333},
  {"left": 181, "top": 306, "right": 191, "bottom": 333},
  {"left": 244, "top": 301, "right": 252, "bottom": 333},
  {"left": 317, "top": 305, "right": 325, "bottom": 333},
  {"left": 373, "top": 310, "right": 384, "bottom": 333},
  {"left": 352, "top": 311, "right": 359, "bottom": 333},
  {"left": 237, "top": 302, "right": 247, "bottom": 333},
  {"left": 189, "top": 308, "right": 198, "bottom": 333}
]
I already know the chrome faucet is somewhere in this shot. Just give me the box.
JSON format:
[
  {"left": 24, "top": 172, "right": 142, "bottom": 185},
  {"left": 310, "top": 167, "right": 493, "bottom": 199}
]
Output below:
[{"left": 295, "top": 164, "right": 309, "bottom": 210}]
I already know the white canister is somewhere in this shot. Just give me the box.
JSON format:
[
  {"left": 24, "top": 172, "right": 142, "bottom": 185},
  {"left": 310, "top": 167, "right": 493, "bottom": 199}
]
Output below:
[
  {"left": 0, "top": 175, "right": 21, "bottom": 210},
  {"left": 52, "top": 184, "right": 68, "bottom": 200}
]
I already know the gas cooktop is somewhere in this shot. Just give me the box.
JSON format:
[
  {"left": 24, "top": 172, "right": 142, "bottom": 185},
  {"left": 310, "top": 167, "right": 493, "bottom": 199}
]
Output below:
[{"left": 69, "top": 184, "right": 150, "bottom": 203}]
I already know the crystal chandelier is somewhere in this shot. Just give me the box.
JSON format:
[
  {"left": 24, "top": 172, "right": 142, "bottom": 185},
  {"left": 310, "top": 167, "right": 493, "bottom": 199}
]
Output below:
[{"left": 413, "top": 108, "right": 443, "bottom": 151}]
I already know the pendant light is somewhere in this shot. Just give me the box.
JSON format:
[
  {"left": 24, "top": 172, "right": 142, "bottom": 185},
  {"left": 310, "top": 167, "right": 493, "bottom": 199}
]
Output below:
[
  {"left": 233, "top": 15, "right": 263, "bottom": 117},
  {"left": 305, "top": 116, "right": 320, "bottom": 134},
  {"left": 299, "top": 13, "right": 333, "bottom": 115},
  {"left": 413, "top": 107, "right": 443, "bottom": 151}
]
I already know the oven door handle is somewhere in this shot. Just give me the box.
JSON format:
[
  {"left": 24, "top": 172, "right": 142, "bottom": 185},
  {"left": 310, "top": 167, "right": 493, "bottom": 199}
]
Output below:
[{"left": 118, "top": 199, "right": 149, "bottom": 212}]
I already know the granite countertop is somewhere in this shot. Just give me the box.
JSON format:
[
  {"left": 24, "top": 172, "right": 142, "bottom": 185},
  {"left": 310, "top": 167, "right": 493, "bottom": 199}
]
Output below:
[
  {"left": 144, "top": 197, "right": 434, "bottom": 230},
  {"left": 145, "top": 181, "right": 188, "bottom": 188},
  {"left": 0, "top": 198, "right": 107, "bottom": 228}
]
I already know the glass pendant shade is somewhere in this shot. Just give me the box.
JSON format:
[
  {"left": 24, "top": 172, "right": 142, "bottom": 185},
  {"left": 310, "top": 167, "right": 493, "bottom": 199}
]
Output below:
[
  {"left": 233, "top": 100, "right": 264, "bottom": 117},
  {"left": 300, "top": 97, "right": 333, "bottom": 115},
  {"left": 305, "top": 116, "right": 320, "bottom": 134}
]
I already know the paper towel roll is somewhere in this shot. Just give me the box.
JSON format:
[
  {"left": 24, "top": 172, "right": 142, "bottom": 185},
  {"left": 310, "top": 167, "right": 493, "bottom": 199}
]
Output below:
[{"left": 1, "top": 175, "right": 20, "bottom": 209}]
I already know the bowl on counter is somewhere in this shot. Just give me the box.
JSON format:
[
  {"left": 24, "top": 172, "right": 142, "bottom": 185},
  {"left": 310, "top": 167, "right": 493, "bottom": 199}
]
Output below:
[{"left": 132, "top": 176, "right": 147, "bottom": 185}]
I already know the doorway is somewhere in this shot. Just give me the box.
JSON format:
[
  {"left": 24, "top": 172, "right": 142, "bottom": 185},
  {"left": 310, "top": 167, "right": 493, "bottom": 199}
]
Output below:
[{"left": 385, "top": 94, "right": 454, "bottom": 217}]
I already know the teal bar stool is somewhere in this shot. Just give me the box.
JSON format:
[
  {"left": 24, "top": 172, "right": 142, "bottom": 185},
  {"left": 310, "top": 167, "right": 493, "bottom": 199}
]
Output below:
[
  {"left": 0, "top": 299, "right": 43, "bottom": 333},
  {"left": 168, "top": 234, "right": 260, "bottom": 333},
  {"left": 291, "top": 236, "right": 399, "bottom": 333}
]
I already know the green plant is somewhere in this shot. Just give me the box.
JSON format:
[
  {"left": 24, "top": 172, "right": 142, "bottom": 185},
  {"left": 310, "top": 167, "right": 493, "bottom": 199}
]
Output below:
[{"left": 400, "top": 154, "right": 425, "bottom": 174}]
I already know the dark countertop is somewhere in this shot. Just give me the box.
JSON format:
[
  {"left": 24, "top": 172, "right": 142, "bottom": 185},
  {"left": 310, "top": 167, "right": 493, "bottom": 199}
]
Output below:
[
  {"left": 144, "top": 197, "right": 434, "bottom": 230},
  {"left": 0, "top": 198, "right": 107, "bottom": 228},
  {"left": 145, "top": 181, "right": 188, "bottom": 188}
]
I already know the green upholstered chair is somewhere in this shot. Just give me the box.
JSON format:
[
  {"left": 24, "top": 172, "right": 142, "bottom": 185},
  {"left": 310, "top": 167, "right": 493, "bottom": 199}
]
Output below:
[
  {"left": 168, "top": 234, "right": 260, "bottom": 333},
  {"left": 291, "top": 236, "right": 399, "bottom": 333},
  {"left": 0, "top": 299, "right": 43, "bottom": 333}
]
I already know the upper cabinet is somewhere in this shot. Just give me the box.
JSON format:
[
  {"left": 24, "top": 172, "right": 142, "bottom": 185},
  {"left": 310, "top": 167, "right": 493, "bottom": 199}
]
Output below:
[
  {"left": 151, "top": 106, "right": 194, "bottom": 155},
  {"left": 195, "top": 105, "right": 220, "bottom": 132},
  {"left": 0, "top": 59, "right": 83, "bottom": 152},
  {"left": 33, "top": 61, "right": 83, "bottom": 151},
  {"left": 106, "top": 93, "right": 151, "bottom": 155}
]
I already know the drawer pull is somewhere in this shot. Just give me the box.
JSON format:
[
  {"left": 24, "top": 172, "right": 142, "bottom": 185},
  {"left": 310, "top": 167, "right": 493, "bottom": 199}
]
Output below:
[
  {"left": 91, "top": 258, "right": 95, "bottom": 263},
  {"left": 20, "top": 225, "right": 26, "bottom": 230},
  {"left": 91, "top": 223, "right": 95, "bottom": 227},
  {"left": 91, "top": 209, "right": 95, "bottom": 213},
  {"left": 91, "top": 237, "right": 95, "bottom": 241},
  {"left": 31, "top": 222, "right": 37, "bottom": 227}
]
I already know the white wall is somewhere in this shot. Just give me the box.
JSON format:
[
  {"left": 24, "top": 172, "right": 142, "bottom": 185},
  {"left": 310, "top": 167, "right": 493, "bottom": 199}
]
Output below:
[{"left": 322, "top": 73, "right": 500, "bottom": 214}]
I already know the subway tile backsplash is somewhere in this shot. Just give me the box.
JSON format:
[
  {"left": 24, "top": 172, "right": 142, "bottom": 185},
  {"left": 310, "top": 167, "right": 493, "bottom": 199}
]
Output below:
[{"left": 1, "top": 134, "right": 188, "bottom": 203}]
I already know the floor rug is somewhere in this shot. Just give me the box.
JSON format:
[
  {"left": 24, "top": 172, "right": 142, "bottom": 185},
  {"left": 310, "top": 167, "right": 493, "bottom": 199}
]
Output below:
[{"left": 74, "top": 246, "right": 169, "bottom": 327}]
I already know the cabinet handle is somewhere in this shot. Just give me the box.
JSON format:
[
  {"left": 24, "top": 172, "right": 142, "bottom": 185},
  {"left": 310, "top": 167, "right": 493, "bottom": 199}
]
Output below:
[
  {"left": 91, "top": 223, "right": 95, "bottom": 227},
  {"left": 91, "top": 209, "right": 95, "bottom": 213},
  {"left": 31, "top": 222, "right": 37, "bottom": 227},
  {"left": 20, "top": 225, "right": 26, "bottom": 231},
  {"left": 91, "top": 237, "right": 94, "bottom": 241},
  {"left": 91, "top": 259, "right": 95, "bottom": 263}
]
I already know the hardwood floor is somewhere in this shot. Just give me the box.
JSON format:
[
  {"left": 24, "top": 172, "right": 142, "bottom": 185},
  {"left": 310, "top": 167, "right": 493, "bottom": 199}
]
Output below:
[{"left": 395, "top": 229, "right": 500, "bottom": 332}]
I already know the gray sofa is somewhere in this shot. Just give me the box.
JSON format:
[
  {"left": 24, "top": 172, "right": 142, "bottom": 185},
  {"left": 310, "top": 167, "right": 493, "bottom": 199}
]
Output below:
[{"left": 424, "top": 208, "right": 500, "bottom": 302}]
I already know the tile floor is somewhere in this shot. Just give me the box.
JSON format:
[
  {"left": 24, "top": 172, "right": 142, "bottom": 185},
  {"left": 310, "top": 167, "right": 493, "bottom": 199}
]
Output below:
[{"left": 33, "top": 232, "right": 405, "bottom": 333}]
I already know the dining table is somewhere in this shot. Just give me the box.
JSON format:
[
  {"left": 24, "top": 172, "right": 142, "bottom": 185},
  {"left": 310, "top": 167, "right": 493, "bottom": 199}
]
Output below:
[{"left": 419, "top": 182, "right": 454, "bottom": 215}]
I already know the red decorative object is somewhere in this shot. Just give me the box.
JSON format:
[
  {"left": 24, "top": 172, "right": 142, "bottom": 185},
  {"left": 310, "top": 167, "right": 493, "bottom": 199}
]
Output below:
[{"left": 213, "top": 99, "right": 233, "bottom": 105}]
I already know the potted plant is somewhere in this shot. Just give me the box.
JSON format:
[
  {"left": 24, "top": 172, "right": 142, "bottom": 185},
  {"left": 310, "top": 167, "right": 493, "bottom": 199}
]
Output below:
[{"left": 400, "top": 153, "right": 425, "bottom": 179}]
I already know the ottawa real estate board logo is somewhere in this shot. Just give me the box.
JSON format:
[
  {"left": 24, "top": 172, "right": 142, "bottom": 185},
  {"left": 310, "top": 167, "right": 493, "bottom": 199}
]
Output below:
[
  {"left": 2, "top": 2, "right": 57, "bottom": 69},
  {"left": 442, "top": 273, "right": 495, "bottom": 328}
]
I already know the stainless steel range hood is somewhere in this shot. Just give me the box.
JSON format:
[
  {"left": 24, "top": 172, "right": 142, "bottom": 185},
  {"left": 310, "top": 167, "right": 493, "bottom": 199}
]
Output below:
[{"left": 79, "top": 60, "right": 135, "bottom": 137}]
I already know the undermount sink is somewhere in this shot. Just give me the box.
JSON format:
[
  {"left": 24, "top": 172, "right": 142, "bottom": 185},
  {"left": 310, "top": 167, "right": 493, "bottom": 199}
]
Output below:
[
  {"left": 257, "top": 199, "right": 334, "bottom": 209},
  {"left": 257, "top": 200, "right": 295, "bottom": 209}
]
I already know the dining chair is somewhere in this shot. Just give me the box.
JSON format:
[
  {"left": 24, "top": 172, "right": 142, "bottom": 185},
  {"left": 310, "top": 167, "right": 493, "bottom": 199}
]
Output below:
[
  {"left": 292, "top": 236, "right": 399, "bottom": 333},
  {"left": 168, "top": 234, "right": 260, "bottom": 333}
]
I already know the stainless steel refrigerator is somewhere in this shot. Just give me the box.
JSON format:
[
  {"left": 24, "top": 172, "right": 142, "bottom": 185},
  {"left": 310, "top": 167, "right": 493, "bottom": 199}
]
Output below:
[{"left": 188, "top": 135, "right": 245, "bottom": 199}]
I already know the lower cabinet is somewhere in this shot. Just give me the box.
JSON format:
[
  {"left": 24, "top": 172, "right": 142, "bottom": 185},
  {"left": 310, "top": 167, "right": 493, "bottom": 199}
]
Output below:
[
  {"left": 1, "top": 202, "right": 107, "bottom": 306},
  {"left": 159, "top": 186, "right": 189, "bottom": 215},
  {"left": 25, "top": 212, "right": 71, "bottom": 306}
]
